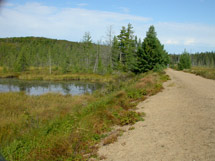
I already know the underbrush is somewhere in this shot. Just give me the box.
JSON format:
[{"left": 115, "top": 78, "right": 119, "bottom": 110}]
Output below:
[
  {"left": 0, "top": 71, "right": 169, "bottom": 160},
  {"left": 185, "top": 66, "right": 215, "bottom": 80}
]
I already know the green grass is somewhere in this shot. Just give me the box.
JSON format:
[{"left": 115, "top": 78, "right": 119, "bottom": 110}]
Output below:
[
  {"left": 0, "top": 67, "right": 113, "bottom": 82},
  {"left": 0, "top": 71, "right": 169, "bottom": 160},
  {"left": 185, "top": 66, "right": 215, "bottom": 80}
]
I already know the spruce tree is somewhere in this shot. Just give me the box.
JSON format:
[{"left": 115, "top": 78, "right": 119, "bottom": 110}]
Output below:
[
  {"left": 61, "top": 56, "right": 70, "bottom": 74},
  {"left": 137, "top": 25, "right": 169, "bottom": 73},
  {"left": 111, "top": 36, "right": 120, "bottom": 70},
  {"left": 178, "top": 50, "right": 191, "bottom": 70},
  {"left": 117, "top": 23, "right": 137, "bottom": 71},
  {"left": 14, "top": 47, "right": 28, "bottom": 72},
  {"left": 82, "top": 32, "right": 93, "bottom": 72}
]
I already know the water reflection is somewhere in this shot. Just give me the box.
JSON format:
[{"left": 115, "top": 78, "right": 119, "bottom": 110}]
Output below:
[{"left": 0, "top": 79, "right": 103, "bottom": 95}]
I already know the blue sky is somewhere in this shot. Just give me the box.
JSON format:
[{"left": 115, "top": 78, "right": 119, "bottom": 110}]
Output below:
[{"left": 0, "top": 0, "right": 214, "bottom": 53}]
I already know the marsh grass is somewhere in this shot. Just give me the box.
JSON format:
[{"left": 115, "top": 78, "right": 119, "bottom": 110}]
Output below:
[
  {"left": 0, "top": 71, "right": 168, "bottom": 160},
  {"left": 185, "top": 66, "right": 215, "bottom": 80},
  {"left": 0, "top": 67, "right": 113, "bottom": 82}
]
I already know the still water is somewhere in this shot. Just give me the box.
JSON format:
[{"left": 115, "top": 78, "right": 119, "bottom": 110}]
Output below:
[{"left": 0, "top": 79, "right": 103, "bottom": 95}]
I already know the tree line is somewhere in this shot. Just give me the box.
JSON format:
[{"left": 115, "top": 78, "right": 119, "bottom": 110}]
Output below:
[
  {"left": 170, "top": 51, "right": 215, "bottom": 69},
  {"left": 0, "top": 24, "right": 169, "bottom": 74}
]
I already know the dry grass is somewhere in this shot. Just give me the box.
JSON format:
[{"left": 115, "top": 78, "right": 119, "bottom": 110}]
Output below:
[
  {"left": 185, "top": 66, "right": 215, "bottom": 80},
  {"left": 0, "top": 66, "right": 113, "bottom": 82},
  {"left": 103, "top": 132, "right": 119, "bottom": 145},
  {"left": 0, "top": 71, "right": 168, "bottom": 160},
  {"left": 128, "top": 126, "right": 135, "bottom": 130}
]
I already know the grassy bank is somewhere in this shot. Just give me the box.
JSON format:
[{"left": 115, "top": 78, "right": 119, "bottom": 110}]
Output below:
[
  {"left": 0, "top": 67, "right": 113, "bottom": 82},
  {"left": 185, "top": 66, "right": 215, "bottom": 80},
  {"left": 0, "top": 71, "right": 169, "bottom": 160}
]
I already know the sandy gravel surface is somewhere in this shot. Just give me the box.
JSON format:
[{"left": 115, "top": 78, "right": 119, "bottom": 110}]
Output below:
[{"left": 98, "top": 68, "right": 215, "bottom": 161}]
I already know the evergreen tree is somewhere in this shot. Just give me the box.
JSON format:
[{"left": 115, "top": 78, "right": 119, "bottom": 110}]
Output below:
[
  {"left": 170, "top": 52, "right": 215, "bottom": 68},
  {"left": 111, "top": 36, "right": 120, "bottom": 70},
  {"left": 136, "top": 45, "right": 150, "bottom": 73},
  {"left": 14, "top": 47, "right": 28, "bottom": 72},
  {"left": 136, "top": 25, "right": 169, "bottom": 73},
  {"left": 61, "top": 56, "right": 70, "bottom": 74},
  {"left": 82, "top": 32, "right": 94, "bottom": 72},
  {"left": 98, "top": 56, "right": 103, "bottom": 74},
  {"left": 117, "top": 23, "right": 137, "bottom": 71},
  {"left": 178, "top": 50, "right": 191, "bottom": 70}
]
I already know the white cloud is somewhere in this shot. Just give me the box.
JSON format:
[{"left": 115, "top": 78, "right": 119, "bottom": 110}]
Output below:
[
  {"left": 184, "top": 38, "right": 196, "bottom": 45},
  {"left": 154, "top": 22, "right": 215, "bottom": 52},
  {"left": 15, "top": 2, "right": 57, "bottom": 15},
  {"left": 0, "top": 2, "right": 150, "bottom": 41},
  {"left": 0, "top": 2, "right": 214, "bottom": 53},
  {"left": 165, "top": 40, "right": 179, "bottom": 45},
  {"left": 77, "top": 3, "right": 88, "bottom": 7},
  {"left": 119, "top": 7, "right": 130, "bottom": 13}
]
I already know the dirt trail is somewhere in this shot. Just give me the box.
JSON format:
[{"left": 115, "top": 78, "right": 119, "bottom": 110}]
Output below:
[{"left": 98, "top": 68, "right": 215, "bottom": 161}]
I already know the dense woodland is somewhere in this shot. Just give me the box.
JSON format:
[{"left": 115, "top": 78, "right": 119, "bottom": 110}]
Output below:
[
  {"left": 0, "top": 36, "right": 110, "bottom": 74},
  {"left": 1, "top": 23, "right": 214, "bottom": 76},
  {"left": 170, "top": 51, "right": 215, "bottom": 68},
  {"left": 0, "top": 24, "right": 169, "bottom": 74}
]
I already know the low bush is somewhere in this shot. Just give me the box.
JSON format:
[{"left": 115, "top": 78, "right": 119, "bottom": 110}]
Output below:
[
  {"left": 0, "top": 71, "right": 168, "bottom": 160},
  {"left": 178, "top": 52, "right": 191, "bottom": 70}
]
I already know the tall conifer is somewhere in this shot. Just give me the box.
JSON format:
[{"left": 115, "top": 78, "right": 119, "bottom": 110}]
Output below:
[{"left": 136, "top": 25, "right": 169, "bottom": 72}]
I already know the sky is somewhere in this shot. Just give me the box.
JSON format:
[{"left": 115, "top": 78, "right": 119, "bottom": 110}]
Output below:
[{"left": 0, "top": 0, "right": 214, "bottom": 53}]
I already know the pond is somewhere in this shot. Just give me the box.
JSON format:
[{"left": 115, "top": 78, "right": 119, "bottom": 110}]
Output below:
[{"left": 0, "top": 78, "right": 103, "bottom": 95}]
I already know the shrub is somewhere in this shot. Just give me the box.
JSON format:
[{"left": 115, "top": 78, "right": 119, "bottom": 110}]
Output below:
[
  {"left": 178, "top": 51, "right": 191, "bottom": 70},
  {"left": 153, "top": 64, "right": 165, "bottom": 72}
]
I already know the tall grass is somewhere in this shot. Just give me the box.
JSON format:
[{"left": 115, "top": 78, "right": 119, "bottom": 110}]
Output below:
[
  {"left": 0, "top": 67, "right": 113, "bottom": 82},
  {"left": 0, "top": 71, "right": 169, "bottom": 160},
  {"left": 185, "top": 66, "right": 215, "bottom": 80}
]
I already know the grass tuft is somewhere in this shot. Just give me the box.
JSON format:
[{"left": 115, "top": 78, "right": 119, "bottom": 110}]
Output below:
[
  {"left": 185, "top": 66, "right": 215, "bottom": 80},
  {"left": 0, "top": 71, "right": 168, "bottom": 160}
]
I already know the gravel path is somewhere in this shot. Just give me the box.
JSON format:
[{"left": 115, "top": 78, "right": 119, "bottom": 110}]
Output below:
[{"left": 98, "top": 68, "right": 215, "bottom": 161}]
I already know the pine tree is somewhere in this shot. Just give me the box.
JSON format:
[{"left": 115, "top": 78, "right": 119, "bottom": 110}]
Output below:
[
  {"left": 178, "top": 50, "right": 191, "bottom": 70},
  {"left": 136, "top": 25, "right": 169, "bottom": 73},
  {"left": 14, "top": 47, "right": 28, "bottom": 72},
  {"left": 61, "top": 56, "right": 70, "bottom": 74},
  {"left": 117, "top": 23, "right": 137, "bottom": 71},
  {"left": 111, "top": 36, "right": 120, "bottom": 70},
  {"left": 136, "top": 46, "right": 150, "bottom": 73},
  {"left": 82, "top": 32, "right": 93, "bottom": 72}
]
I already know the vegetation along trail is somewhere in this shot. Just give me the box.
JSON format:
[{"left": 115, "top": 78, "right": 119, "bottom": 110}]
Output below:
[{"left": 98, "top": 68, "right": 215, "bottom": 161}]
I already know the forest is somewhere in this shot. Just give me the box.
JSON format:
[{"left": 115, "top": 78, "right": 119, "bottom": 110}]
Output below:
[
  {"left": 1, "top": 24, "right": 214, "bottom": 76},
  {"left": 169, "top": 51, "right": 215, "bottom": 80},
  {"left": 170, "top": 51, "right": 215, "bottom": 67},
  {"left": 1, "top": 23, "right": 214, "bottom": 160},
  {"left": 0, "top": 24, "right": 171, "bottom": 160},
  {"left": 0, "top": 24, "right": 169, "bottom": 75}
]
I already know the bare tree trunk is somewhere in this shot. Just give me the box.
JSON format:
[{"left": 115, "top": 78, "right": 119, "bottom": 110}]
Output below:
[
  {"left": 93, "top": 41, "right": 101, "bottom": 73},
  {"left": 106, "top": 25, "right": 114, "bottom": 68},
  {"left": 93, "top": 55, "right": 98, "bottom": 73}
]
